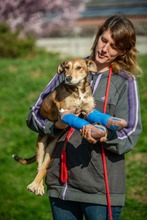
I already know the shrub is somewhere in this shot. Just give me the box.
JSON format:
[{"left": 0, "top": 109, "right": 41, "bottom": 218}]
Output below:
[{"left": 0, "top": 24, "right": 35, "bottom": 58}]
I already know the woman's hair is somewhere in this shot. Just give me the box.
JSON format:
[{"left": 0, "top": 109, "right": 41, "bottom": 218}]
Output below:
[{"left": 90, "top": 14, "right": 142, "bottom": 75}]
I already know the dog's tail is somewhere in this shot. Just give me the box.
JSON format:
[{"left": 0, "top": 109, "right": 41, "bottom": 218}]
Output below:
[{"left": 12, "top": 154, "right": 36, "bottom": 164}]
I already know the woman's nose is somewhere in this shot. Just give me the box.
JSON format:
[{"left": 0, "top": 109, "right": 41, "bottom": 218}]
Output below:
[{"left": 103, "top": 44, "right": 109, "bottom": 52}]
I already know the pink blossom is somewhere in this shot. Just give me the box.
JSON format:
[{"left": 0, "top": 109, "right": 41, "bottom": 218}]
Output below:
[{"left": 0, "top": 0, "right": 87, "bottom": 37}]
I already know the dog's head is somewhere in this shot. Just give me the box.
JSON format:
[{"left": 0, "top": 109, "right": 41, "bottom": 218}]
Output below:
[{"left": 57, "top": 58, "right": 97, "bottom": 85}]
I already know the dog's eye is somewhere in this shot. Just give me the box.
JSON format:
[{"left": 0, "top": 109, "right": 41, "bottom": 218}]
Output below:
[
  {"left": 65, "top": 66, "right": 69, "bottom": 70},
  {"left": 76, "top": 66, "right": 81, "bottom": 70}
]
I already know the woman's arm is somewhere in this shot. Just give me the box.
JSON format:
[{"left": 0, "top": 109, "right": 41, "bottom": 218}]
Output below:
[
  {"left": 104, "top": 76, "right": 142, "bottom": 155},
  {"left": 26, "top": 73, "right": 65, "bottom": 136}
]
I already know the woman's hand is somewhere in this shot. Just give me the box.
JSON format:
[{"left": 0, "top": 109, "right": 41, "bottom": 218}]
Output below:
[{"left": 80, "top": 124, "right": 107, "bottom": 144}]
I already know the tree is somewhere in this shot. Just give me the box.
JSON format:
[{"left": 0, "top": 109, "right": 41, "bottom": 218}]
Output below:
[{"left": 0, "top": 0, "right": 87, "bottom": 37}]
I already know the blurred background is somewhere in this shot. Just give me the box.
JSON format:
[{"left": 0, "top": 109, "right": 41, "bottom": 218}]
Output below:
[
  {"left": 0, "top": 0, "right": 147, "bottom": 220},
  {"left": 0, "top": 0, "right": 147, "bottom": 57},
  {"left": 36, "top": 0, "right": 147, "bottom": 57}
]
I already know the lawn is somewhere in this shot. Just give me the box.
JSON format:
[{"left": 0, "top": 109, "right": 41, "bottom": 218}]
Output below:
[{"left": 0, "top": 53, "right": 146, "bottom": 220}]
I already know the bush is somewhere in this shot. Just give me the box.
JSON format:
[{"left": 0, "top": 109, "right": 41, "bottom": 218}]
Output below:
[{"left": 0, "top": 24, "right": 35, "bottom": 58}]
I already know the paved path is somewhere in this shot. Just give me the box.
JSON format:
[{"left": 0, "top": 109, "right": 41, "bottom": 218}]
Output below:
[{"left": 36, "top": 36, "right": 147, "bottom": 57}]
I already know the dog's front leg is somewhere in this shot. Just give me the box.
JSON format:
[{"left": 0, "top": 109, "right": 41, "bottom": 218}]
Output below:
[{"left": 27, "top": 137, "right": 58, "bottom": 196}]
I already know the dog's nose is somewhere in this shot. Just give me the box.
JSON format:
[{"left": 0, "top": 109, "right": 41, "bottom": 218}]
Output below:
[{"left": 66, "top": 76, "right": 72, "bottom": 82}]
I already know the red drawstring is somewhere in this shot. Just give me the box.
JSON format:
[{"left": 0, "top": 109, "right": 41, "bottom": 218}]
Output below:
[
  {"left": 101, "top": 66, "right": 113, "bottom": 220},
  {"left": 60, "top": 66, "right": 113, "bottom": 220},
  {"left": 60, "top": 127, "right": 74, "bottom": 183}
]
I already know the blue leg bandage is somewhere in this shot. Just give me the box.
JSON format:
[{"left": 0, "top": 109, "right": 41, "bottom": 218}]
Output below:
[
  {"left": 87, "top": 109, "right": 110, "bottom": 125},
  {"left": 61, "top": 114, "right": 90, "bottom": 130},
  {"left": 62, "top": 110, "right": 120, "bottom": 131},
  {"left": 87, "top": 109, "right": 119, "bottom": 130}
]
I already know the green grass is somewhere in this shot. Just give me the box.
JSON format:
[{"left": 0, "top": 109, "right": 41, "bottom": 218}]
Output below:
[{"left": 0, "top": 53, "right": 146, "bottom": 220}]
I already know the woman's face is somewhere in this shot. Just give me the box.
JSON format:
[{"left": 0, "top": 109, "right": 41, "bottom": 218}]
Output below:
[{"left": 95, "top": 29, "right": 123, "bottom": 72}]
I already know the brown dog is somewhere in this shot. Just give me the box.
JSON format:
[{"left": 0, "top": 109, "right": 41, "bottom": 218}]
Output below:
[{"left": 13, "top": 58, "right": 101, "bottom": 195}]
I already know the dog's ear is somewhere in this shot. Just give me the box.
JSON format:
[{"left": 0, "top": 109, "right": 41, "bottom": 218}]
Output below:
[
  {"left": 57, "top": 64, "right": 64, "bottom": 74},
  {"left": 57, "top": 61, "right": 67, "bottom": 74},
  {"left": 86, "top": 60, "right": 97, "bottom": 73}
]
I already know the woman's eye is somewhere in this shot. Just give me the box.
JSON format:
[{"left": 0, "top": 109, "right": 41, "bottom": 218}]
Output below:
[{"left": 101, "top": 37, "right": 107, "bottom": 43}]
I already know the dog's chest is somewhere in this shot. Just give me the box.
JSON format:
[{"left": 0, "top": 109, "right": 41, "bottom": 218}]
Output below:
[
  {"left": 64, "top": 93, "right": 84, "bottom": 108},
  {"left": 78, "top": 89, "right": 85, "bottom": 101},
  {"left": 63, "top": 88, "right": 94, "bottom": 113}
]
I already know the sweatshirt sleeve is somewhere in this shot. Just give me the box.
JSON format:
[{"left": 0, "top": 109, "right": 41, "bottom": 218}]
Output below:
[
  {"left": 104, "top": 75, "right": 142, "bottom": 155},
  {"left": 26, "top": 73, "right": 65, "bottom": 136}
]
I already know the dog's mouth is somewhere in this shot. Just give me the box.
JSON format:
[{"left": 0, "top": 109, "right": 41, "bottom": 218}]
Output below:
[
  {"left": 65, "top": 76, "right": 72, "bottom": 83},
  {"left": 65, "top": 76, "right": 80, "bottom": 85},
  {"left": 65, "top": 79, "right": 84, "bottom": 86},
  {"left": 65, "top": 79, "right": 78, "bottom": 85}
]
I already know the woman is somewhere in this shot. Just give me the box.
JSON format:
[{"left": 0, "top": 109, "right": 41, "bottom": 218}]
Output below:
[{"left": 27, "top": 14, "right": 142, "bottom": 220}]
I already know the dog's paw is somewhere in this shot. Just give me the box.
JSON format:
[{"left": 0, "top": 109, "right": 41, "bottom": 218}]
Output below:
[
  {"left": 34, "top": 183, "right": 45, "bottom": 196},
  {"left": 27, "top": 182, "right": 36, "bottom": 193},
  {"left": 27, "top": 182, "right": 44, "bottom": 196}
]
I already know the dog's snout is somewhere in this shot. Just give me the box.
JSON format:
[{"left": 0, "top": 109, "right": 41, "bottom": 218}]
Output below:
[{"left": 66, "top": 76, "right": 72, "bottom": 82}]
